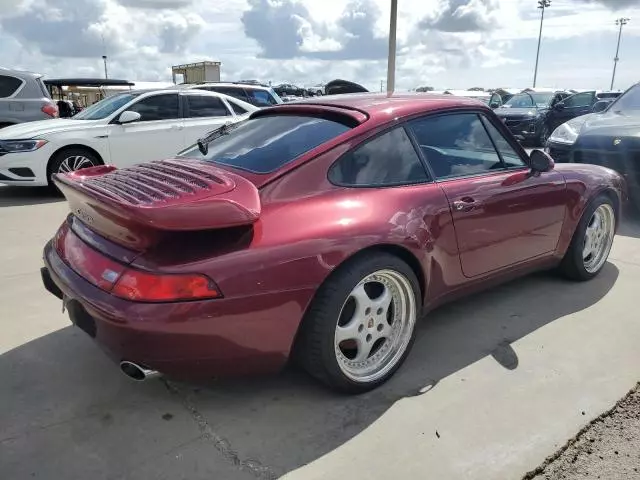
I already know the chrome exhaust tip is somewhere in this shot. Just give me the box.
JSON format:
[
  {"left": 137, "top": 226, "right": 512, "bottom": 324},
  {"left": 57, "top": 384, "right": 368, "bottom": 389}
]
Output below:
[{"left": 119, "top": 361, "right": 160, "bottom": 382}]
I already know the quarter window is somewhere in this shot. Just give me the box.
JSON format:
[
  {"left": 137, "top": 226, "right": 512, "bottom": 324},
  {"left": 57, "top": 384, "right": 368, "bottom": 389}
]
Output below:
[
  {"left": 408, "top": 113, "right": 503, "bottom": 179},
  {"left": 128, "top": 94, "right": 180, "bottom": 121},
  {"left": 563, "top": 92, "right": 594, "bottom": 108},
  {"left": 227, "top": 100, "right": 249, "bottom": 115},
  {"left": 186, "top": 95, "right": 229, "bottom": 118},
  {"left": 0, "top": 75, "right": 23, "bottom": 98},
  {"left": 480, "top": 117, "right": 526, "bottom": 168},
  {"left": 329, "top": 127, "right": 429, "bottom": 186}
]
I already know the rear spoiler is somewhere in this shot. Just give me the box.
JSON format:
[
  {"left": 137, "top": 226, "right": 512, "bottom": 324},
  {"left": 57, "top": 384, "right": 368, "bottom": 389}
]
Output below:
[{"left": 53, "top": 159, "right": 261, "bottom": 250}]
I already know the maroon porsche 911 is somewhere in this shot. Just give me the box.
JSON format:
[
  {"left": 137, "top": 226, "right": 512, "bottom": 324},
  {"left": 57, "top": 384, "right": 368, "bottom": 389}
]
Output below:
[{"left": 41, "top": 93, "right": 626, "bottom": 393}]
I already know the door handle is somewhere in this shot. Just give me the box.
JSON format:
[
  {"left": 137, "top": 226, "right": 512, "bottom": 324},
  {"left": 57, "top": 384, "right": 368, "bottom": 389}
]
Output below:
[{"left": 452, "top": 198, "right": 478, "bottom": 212}]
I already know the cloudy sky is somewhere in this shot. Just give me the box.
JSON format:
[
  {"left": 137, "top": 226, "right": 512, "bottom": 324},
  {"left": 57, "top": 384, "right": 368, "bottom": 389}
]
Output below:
[{"left": 1, "top": 0, "right": 640, "bottom": 91}]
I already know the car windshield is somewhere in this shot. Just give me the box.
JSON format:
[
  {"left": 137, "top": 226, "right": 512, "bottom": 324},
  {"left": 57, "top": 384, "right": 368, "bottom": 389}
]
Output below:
[
  {"left": 73, "top": 93, "right": 139, "bottom": 120},
  {"left": 178, "top": 114, "right": 351, "bottom": 174},
  {"left": 503, "top": 92, "right": 554, "bottom": 108},
  {"left": 607, "top": 84, "right": 640, "bottom": 113}
]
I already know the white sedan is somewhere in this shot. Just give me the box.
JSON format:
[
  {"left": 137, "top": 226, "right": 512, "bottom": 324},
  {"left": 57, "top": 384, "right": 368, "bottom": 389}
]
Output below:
[{"left": 0, "top": 88, "right": 257, "bottom": 186}]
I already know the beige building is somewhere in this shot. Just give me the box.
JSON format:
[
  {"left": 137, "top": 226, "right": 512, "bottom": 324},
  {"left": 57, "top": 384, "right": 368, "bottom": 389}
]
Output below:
[{"left": 171, "top": 61, "right": 221, "bottom": 84}]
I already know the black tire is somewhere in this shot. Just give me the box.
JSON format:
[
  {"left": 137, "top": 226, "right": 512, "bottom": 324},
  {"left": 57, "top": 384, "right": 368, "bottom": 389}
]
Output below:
[
  {"left": 47, "top": 147, "right": 100, "bottom": 185},
  {"left": 294, "top": 252, "right": 420, "bottom": 393},
  {"left": 560, "top": 194, "right": 616, "bottom": 281}
]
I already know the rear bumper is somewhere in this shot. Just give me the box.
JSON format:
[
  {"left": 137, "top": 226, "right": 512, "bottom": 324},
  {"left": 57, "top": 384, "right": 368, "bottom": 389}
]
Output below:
[{"left": 42, "top": 241, "right": 313, "bottom": 379}]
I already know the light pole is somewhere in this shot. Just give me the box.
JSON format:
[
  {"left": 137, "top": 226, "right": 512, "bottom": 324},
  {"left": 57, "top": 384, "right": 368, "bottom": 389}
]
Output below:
[
  {"left": 102, "top": 55, "right": 109, "bottom": 79},
  {"left": 611, "top": 17, "right": 630, "bottom": 90},
  {"left": 386, "top": 0, "right": 398, "bottom": 96},
  {"left": 533, "top": 0, "right": 551, "bottom": 88}
]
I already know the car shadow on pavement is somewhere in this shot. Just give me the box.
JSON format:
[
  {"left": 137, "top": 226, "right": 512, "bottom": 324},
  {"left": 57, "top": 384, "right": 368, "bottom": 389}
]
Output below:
[
  {"left": 0, "top": 186, "right": 63, "bottom": 207},
  {"left": 0, "top": 263, "right": 619, "bottom": 479}
]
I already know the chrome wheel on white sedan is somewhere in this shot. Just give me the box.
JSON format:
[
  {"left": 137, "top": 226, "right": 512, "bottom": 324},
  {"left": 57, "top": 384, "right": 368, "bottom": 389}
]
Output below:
[{"left": 57, "top": 155, "right": 96, "bottom": 173}]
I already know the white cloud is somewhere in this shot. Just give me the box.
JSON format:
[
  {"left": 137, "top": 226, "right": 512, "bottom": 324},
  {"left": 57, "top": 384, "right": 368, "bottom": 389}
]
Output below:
[{"left": 1, "top": 0, "right": 640, "bottom": 91}]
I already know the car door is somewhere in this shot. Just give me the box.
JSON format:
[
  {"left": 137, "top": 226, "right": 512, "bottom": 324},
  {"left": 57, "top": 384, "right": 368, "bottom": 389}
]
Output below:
[
  {"left": 107, "top": 92, "right": 184, "bottom": 167},
  {"left": 181, "top": 93, "right": 233, "bottom": 147},
  {"left": 407, "top": 111, "right": 568, "bottom": 278},
  {"left": 550, "top": 92, "right": 595, "bottom": 131}
]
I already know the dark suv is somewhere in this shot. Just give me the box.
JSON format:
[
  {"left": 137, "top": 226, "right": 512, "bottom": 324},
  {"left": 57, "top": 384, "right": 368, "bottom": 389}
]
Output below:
[{"left": 0, "top": 68, "right": 58, "bottom": 128}]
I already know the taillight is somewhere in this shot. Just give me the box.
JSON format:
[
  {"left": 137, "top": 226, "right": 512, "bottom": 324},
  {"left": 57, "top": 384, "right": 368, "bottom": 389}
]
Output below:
[
  {"left": 54, "top": 223, "right": 221, "bottom": 302},
  {"left": 112, "top": 271, "right": 220, "bottom": 302},
  {"left": 42, "top": 103, "right": 59, "bottom": 118}
]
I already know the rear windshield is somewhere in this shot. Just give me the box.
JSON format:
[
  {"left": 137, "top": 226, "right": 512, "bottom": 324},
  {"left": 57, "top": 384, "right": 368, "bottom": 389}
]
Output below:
[{"left": 178, "top": 115, "right": 351, "bottom": 174}]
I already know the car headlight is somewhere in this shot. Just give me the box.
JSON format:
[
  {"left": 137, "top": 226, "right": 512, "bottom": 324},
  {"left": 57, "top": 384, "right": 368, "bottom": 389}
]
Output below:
[
  {"left": 0, "top": 139, "right": 48, "bottom": 153},
  {"left": 548, "top": 117, "right": 589, "bottom": 145}
]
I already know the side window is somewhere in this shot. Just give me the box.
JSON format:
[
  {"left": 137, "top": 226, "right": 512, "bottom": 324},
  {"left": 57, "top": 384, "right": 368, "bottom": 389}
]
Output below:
[
  {"left": 564, "top": 92, "right": 594, "bottom": 108},
  {"left": 186, "top": 95, "right": 230, "bottom": 118},
  {"left": 128, "top": 94, "right": 179, "bottom": 121},
  {"left": 0, "top": 75, "right": 24, "bottom": 98},
  {"left": 206, "top": 86, "right": 250, "bottom": 103},
  {"left": 408, "top": 113, "right": 503, "bottom": 179},
  {"left": 480, "top": 117, "right": 526, "bottom": 168},
  {"left": 227, "top": 99, "right": 249, "bottom": 115},
  {"left": 328, "top": 127, "right": 429, "bottom": 186},
  {"left": 247, "top": 89, "right": 276, "bottom": 106}
]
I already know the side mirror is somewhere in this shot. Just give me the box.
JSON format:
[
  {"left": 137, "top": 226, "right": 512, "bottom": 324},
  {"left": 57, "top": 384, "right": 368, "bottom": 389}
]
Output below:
[
  {"left": 553, "top": 102, "right": 565, "bottom": 111},
  {"left": 118, "top": 110, "right": 141, "bottom": 124},
  {"left": 489, "top": 101, "right": 500, "bottom": 109},
  {"left": 529, "top": 149, "right": 555, "bottom": 173}
]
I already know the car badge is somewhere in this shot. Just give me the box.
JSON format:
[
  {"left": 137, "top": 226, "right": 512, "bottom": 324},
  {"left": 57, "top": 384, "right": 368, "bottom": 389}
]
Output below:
[{"left": 613, "top": 138, "right": 622, "bottom": 146}]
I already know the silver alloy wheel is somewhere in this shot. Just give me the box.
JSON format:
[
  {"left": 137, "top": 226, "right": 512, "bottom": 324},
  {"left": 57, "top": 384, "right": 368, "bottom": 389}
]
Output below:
[
  {"left": 58, "top": 155, "right": 95, "bottom": 173},
  {"left": 334, "top": 269, "right": 417, "bottom": 383},
  {"left": 583, "top": 203, "right": 616, "bottom": 274}
]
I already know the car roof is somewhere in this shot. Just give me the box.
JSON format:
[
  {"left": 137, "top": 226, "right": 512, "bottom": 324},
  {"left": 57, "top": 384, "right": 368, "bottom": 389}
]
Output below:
[
  {"left": 182, "top": 82, "right": 272, "bottom": 91},
  {"left": 0, "top": 67, "right": 43, "bottom": 80},
  {"left": 288, "top": 93, "right": 489, "bottom": 123}
]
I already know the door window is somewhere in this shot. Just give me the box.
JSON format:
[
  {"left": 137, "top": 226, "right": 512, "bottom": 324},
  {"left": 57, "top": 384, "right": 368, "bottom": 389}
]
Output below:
[
  {"left": 563, "top": 92, "right": 594, "bottom": 108},
  {"left": 246, "top": 89, "right": 277, "bottom": 106},
  {"left": 480, "top": 117, "right": 526, "bottom": 168},
  {"left": 408, "top": 113, "right": 503, "bottom": 179},
  {"left": 0, "top": 75, "right": 24, "bottom": 98},
  {"left": 328, "top": 127, "right": 429, "bottom": 186},
  {"left": 186, "top": 95, "right": 230, "bottom": 118},
  {"left": 128, "top": 94, "right": 180, "bottom": 121},
  {"left": 227, "top": 99, "right": 249, "bottom": 115},
  {"left": 205, "top": 86, "right": 250, "bottom": 103}
]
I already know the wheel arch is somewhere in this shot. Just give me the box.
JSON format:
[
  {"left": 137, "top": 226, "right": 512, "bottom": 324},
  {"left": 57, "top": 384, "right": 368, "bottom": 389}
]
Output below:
[
  {"left": 46, "top": 144, "right": 105, "bottom": 177},
  {"left": 290, "top": 242, "right": 426, "bottom": 357}
]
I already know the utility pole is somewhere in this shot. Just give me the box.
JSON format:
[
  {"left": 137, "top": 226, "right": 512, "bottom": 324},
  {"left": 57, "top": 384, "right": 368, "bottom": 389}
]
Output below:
[
  {"left": 533, "top": 0, "right": 551, "bottom": 88},
  {"left": 611, "top": 17, "right": 630, "bottom": 90},
  {"left": 386, "top": 0, "right": 398, "bottom": 96},
  {"left": 101, "top": 34, "right": 109, "bottom": 79}
]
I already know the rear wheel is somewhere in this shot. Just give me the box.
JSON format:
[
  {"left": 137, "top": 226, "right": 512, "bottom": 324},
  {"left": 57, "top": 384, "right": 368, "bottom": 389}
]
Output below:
[
  {"left": 560, "top": 195, "right": 616, "bottom": 281},
  {"left": 295, "top": 253, "right": 420, "bottom": 393}
]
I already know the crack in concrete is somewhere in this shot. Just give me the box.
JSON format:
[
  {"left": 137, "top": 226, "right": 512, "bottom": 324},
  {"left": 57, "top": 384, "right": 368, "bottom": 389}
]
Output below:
[{"left": 162, "top": 379, "right": 279, "bottom": 480}]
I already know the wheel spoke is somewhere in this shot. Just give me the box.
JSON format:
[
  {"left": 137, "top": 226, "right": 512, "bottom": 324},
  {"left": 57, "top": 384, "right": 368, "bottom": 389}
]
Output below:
[
  {"left": 335, "top": 320, "right": 361, "bottom": 344},
  {"left": 353, "top": 337, "right": 373, "bottom": 362},
  {"left": 371, "top": 287, "right": 392, "bottom": 316}
]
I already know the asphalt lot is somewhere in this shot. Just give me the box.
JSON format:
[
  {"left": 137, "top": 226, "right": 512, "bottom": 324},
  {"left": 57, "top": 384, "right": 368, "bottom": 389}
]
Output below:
[{"left": 1, "top": 184, "right": 640, "bottom": 480}]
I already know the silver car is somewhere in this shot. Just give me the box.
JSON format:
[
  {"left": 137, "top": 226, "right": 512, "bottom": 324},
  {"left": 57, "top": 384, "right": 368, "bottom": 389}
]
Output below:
[{"left": 0, "top": 68, "right": 59, "bottom": 128}]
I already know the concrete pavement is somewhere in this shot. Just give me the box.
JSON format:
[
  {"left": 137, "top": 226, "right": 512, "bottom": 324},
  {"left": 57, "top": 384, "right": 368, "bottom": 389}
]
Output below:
[{"left": 1, "top": 185, "right": 639, "bottom": 480}]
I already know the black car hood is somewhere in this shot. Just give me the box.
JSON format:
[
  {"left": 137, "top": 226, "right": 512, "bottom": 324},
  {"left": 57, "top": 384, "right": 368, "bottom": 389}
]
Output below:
[
  {"left": 494, "top": 107, "right": 545, "bottom": 117},
  {"left": 578, "top": 111, "right": 640, "bottom": 137}
]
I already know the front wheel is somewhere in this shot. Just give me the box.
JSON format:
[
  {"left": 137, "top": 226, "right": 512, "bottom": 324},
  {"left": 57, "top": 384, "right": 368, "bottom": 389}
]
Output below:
[
  {"left": 560, "top": 195, "right": 616, "bottom": 281},
  {"left": 295, "top": 253, "right": 420, "bottom": 393}
]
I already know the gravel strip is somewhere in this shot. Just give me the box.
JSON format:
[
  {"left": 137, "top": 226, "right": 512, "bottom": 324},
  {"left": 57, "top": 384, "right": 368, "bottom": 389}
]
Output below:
[{"left": 524, "top": 382, "right": 640, "bottom": 480}]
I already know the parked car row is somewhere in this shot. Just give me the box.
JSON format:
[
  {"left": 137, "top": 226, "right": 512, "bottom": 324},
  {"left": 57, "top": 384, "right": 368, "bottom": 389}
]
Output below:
[{"left": 546, "top": 81, "right": 640, "bottom": 207}]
